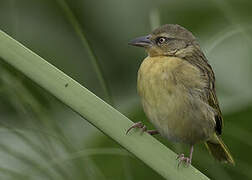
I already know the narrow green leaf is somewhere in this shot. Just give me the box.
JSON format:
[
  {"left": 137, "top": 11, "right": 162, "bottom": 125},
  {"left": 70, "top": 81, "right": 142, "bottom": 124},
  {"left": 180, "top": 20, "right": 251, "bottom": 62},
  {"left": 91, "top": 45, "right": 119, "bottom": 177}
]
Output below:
[
  {"left": 0, "top": 123, "right": 70, "bottom": 180},
  {"left": 56, "top": 0, "right": 113, "bottom": 105},
  {"left": 0, "top": 30, "right": 209, "bottom": 180},
  {"left": 0, "top": 166, "right": 30, "bottom": 180}
]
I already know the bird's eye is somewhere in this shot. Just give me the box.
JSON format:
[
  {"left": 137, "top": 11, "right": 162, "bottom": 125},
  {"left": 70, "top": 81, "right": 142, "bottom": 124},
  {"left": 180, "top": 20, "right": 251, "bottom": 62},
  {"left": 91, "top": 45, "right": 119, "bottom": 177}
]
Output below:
[{"left": 158, "top": 37, "right": 166, "bottom": 44}]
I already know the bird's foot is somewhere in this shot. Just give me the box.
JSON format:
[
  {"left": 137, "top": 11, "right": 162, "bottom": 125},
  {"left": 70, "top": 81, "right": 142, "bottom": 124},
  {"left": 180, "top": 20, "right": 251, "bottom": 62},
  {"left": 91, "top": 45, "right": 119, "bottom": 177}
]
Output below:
[
  {"left": 126, "top": 122, "right": 146, "bottom": 134},
  {"left": 126, "top": 121, "right": 159, "bottom": 135},
  {"left": 176, "top": 154, "right": 191, "bottom": 167}
]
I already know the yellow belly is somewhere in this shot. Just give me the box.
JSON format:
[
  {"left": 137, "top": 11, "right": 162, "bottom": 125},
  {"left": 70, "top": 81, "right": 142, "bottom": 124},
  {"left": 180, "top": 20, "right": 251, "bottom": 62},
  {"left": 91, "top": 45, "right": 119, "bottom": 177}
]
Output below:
[{"left": 137, "top": 56, "right": 215, "bottom": 144}]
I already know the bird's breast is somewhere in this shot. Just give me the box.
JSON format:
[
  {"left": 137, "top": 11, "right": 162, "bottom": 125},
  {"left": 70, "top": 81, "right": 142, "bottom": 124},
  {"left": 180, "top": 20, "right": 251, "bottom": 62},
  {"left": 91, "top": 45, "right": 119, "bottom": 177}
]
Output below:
[
  {"left": 137, "top": 56, "right": 188, "bottom": 124},
  {"left": 137, "top": 56, "right": 214, "bottom": 144}
]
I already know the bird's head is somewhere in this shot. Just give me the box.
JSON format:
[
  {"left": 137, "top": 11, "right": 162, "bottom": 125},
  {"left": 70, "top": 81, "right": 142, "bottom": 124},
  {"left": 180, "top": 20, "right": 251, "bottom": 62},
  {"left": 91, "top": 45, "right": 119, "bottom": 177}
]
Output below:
[{"left": 129, "top": 24, "right": 198, "bottom": 57}]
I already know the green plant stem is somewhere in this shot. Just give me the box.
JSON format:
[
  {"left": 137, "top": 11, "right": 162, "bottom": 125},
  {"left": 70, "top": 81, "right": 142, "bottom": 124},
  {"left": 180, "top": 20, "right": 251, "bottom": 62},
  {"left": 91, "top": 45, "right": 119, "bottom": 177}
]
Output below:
[
  {"left": 0, "top": 30, "right": 209, "bottom": 180},
  {"left": 56, "top": 0, "right": 113, "bottom": 105}
]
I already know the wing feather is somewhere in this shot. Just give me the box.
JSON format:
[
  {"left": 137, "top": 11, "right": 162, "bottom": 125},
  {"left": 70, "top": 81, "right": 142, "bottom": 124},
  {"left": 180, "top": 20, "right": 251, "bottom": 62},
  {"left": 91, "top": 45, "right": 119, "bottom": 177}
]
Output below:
[{"left": 179, "top": 45, "right": 223, "bottom": 135}]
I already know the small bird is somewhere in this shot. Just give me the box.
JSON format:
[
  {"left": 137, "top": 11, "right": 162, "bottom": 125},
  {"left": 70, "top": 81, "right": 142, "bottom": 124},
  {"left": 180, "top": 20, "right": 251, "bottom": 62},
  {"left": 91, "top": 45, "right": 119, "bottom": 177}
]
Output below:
[{"left": 127, "top": 24, "right": 234, "bottom": 165}]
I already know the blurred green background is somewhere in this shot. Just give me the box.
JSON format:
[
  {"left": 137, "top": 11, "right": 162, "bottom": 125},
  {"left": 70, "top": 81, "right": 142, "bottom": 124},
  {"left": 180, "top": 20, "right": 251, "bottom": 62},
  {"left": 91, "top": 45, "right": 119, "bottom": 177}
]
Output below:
[{"left": 0, "top": 0, "right": 252, "bottom": 179}]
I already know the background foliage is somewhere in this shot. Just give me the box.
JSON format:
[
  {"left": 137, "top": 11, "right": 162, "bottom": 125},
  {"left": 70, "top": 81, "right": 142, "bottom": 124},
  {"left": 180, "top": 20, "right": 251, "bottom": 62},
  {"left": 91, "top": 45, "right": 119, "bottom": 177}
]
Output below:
[{"left": 0, "top": 0, "right": 252, "bottom": 179}]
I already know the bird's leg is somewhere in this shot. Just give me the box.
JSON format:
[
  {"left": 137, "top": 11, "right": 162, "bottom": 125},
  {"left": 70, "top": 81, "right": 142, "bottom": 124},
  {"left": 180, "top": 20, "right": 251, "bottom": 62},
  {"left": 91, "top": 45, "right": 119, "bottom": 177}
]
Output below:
[
  {"left": 126, "top": 121, "right": 159, "bottom": 135},
  {"left": 177, "top": 145, "right": 194, "bottom": 166},
  {"left": 189, "top": 145, "right": 194, "bottom": 163},
  {"left": 146, "top": 129, "right": 159, "bottom": 135}
]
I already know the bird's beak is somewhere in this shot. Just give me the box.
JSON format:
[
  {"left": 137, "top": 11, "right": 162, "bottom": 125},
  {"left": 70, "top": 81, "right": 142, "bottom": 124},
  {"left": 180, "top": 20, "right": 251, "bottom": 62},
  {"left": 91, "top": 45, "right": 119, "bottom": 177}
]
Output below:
[{"left": 128, "top": 35, "right": 152, "bottom": 47}]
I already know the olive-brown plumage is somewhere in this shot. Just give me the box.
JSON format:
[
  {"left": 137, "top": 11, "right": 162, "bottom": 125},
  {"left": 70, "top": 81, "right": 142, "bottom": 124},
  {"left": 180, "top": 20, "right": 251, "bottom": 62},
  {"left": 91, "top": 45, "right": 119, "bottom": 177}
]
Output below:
[{"left": 127, "top": 24, "right": 234, "bottom": 165}]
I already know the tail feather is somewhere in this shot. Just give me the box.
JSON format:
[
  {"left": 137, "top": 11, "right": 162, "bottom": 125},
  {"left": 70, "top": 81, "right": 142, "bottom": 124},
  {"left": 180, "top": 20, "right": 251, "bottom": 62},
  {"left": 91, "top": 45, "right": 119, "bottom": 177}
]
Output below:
[{"left": 205, "top": 134, "right": 235, "bottom": 165}]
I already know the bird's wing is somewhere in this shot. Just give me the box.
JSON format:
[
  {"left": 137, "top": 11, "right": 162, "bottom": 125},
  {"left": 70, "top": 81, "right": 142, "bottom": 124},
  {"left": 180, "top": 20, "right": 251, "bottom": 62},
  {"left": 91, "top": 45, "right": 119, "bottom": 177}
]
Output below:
[
  {"left": 208, "top": 81, "right": 223, "bottom": 135},
  {"left": 182, "top": 48, "right": 223, "bottom": 135},
  {"left": 199, "top": 56, "right": 223, "bottom": 135}
]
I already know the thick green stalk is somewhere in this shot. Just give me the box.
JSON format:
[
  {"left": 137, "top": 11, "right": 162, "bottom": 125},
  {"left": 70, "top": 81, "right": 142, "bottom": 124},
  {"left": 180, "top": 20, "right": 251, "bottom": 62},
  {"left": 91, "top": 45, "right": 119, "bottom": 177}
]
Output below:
[{"left": 0, "top": 30, "right": 209, "bottom": 180}]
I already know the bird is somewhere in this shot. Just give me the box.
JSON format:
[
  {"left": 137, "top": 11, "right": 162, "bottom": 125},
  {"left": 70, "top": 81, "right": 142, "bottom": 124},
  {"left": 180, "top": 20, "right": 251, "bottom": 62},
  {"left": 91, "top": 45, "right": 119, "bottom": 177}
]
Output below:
[{"left": 126, "top": 24, "right": 234, "bottom": 165}]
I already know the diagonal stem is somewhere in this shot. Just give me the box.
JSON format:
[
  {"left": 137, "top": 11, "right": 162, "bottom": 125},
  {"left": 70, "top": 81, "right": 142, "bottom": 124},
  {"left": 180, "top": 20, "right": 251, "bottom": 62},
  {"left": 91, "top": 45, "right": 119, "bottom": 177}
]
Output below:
[{"left": 56, "top": 0, "right": 113, "bottom": 105}]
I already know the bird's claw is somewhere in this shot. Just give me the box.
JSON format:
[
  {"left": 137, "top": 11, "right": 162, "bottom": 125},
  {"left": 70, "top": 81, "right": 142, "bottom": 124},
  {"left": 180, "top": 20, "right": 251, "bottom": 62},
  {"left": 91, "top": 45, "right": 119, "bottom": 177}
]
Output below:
[
  {"left": 177, "top": 154, "right": 191, "bottom": 167},
  {"left": 126, "top": 121, "right": 147, "bottom": 134}
]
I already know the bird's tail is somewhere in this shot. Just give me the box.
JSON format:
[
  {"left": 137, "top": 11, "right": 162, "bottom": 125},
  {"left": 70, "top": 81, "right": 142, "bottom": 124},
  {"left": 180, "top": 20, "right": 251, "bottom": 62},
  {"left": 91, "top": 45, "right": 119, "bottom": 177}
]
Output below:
[{"left": 205, "top": 134, "right": 235, "bottom": 165}]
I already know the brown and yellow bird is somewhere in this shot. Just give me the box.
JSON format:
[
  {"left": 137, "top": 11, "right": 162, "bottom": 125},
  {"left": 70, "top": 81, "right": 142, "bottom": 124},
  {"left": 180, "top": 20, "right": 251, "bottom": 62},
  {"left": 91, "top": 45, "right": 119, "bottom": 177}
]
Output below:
[{"left": 127, "top": 24, "right": 234, "bottom": 165}]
